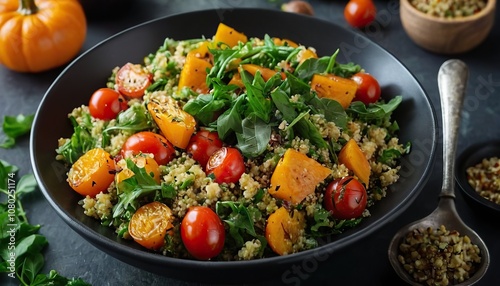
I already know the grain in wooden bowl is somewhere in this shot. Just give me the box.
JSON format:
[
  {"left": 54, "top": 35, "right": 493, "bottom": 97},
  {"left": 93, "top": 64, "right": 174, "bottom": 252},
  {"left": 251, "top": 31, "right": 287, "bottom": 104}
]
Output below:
[{"left": 400, "top": 0, "right": 496, "bottom": 54}]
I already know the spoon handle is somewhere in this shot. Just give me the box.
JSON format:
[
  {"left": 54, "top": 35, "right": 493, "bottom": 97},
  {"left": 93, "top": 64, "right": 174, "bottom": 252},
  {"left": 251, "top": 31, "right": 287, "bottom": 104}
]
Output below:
[{"left": 438, "top": 59, "right": 468, "bottom": 198}]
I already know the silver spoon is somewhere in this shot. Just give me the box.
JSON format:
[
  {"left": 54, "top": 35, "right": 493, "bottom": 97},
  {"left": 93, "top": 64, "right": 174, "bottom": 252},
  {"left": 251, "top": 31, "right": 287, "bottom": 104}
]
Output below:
[{"left": 388, "top": 59, "right": 490, "bottom": 285}]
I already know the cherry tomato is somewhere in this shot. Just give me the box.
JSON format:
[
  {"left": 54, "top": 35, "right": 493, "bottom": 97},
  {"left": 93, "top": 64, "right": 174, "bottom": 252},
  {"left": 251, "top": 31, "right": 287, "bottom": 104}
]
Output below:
[
  {"left": 351, "top": 72, "right": 381, "bottom": 105},
  {"left": 180, "top": 206, "right": 225, "bottom": 260},
  {"left": 186, "top": 130, "right": 223, "bottom": 169},
  {"left": 88, "top": 88, "right": 128, "bottom": 120},
  {"left": 324, "top": 176, "right": 367, "bottom": 220},
  {"left": 129, "top": 201, "right": 174, "bottom": 250},
  {"left": 121, "top": 131, "right": 176, "bottom": 166},
  {"left": 67, "top": 148, "right": 115, "bottom": 197},
  {"left": 206, "top": 147, "right": 245, "bottom": 184},
  {"left": 115, "top": 62, "right": 152, "bottom": 98},
  {"left": 344, "top": 0, "right": 377, "bottom": 28}
]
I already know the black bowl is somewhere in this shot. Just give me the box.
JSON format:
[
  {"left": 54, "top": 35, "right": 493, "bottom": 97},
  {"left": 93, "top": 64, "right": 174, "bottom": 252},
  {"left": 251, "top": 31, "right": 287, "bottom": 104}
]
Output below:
[
  {"left": 30, "top": 8, "right": 437, "bottom": 284},
  {"left": 456, "top": 141, "right": 500, "bottom": 217}
]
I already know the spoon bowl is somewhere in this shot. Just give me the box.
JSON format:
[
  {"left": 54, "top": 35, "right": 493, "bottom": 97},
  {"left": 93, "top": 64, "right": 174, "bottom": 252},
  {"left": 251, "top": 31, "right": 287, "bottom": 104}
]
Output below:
[{"left": 388, "top": 59, "right": 490, "bottom": 285}]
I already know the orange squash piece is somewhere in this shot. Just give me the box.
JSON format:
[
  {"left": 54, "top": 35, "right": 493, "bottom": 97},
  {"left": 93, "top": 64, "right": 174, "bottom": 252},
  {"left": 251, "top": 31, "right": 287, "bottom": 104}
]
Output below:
[
  {"left": 213, "top": 23, "right": 247, "bottom": 48},
  {"left": 296, "top": 48, "right": 318, "bottom": 64},
  {"left": 147, "top": 98, "right": 196, "bottom": 149},
  {"left": 268, "top": 149, "right": 331, "bottom": 204},
  {"left": 265, "top": 207, "right": 306, "bottom": 255},
  {"left": 272, "top": 37, "right": 299, "bottom": 48},
  {"left": 311, "top": 74, "right": 358, "bottom": 109},
  {"left": 338, "top": 139, "right": 371, "bottom": 186},
  {"left": 240, "top": 64, "right": 286, "bottom": 81},
  {"left": 178, "top": 53, "right": 212, "bottom": 94}
]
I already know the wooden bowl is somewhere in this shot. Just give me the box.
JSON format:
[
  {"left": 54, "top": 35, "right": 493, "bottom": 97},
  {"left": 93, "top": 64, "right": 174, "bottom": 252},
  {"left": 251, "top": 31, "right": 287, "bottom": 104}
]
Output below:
[{"left": 400, "top": 0, "right": 496, "bottom": 54}]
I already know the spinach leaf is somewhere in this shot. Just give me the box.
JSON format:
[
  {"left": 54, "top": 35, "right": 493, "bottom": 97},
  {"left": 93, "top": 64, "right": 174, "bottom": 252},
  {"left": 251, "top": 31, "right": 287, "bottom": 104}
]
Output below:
[
  {"left": 347, "top": 95, "right": 402, "bottom": 125},
  {"left": 236, "top": 114, "right": 272, "bottom": 158},
  {"left": 183, "top": 94, "right": 227, "bottom": 126},
  {"left": 1, "top": 114, "right": 34, "bottom": 148},
  {"left": 103, "top": 104, "right": 154, "bottom": 133}
]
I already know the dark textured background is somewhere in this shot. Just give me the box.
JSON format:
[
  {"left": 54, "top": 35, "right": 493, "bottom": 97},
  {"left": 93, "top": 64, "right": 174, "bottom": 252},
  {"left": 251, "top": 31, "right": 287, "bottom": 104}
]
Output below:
[{"left": 1, "top": 0, "right": 499, "bottom": 285}]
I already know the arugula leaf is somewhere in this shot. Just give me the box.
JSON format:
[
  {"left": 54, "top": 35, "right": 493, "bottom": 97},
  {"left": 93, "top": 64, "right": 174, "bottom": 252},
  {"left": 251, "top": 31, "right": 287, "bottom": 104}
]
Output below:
[
  {"left": 216, "top": 95, "right": 245, "bottom": 141},
  {"left": 183, "top": 93, "right": 228, "bottom": 126},
  {"left": 241, "top": 70, "right": 272, "bottom": 123},
  {"left": 55, "top": 115, "right": 96, "bottom": 164},
  {"left": 215, "top": 201, "right": 266, "bottom": 256},
  {"left": 1, "top": 114, "right": 34, "bottom": 148},
  {"left": 113, "top": 158, "right": 176, "bottom": 218}
]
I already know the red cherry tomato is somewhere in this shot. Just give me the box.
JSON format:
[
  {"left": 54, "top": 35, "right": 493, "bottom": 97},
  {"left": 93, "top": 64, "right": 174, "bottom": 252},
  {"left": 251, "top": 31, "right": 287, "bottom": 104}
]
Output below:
[
  {"left": 180, "top": 206, "right": 225, "bottom": 260},
  {"left": 121, "top": 131, "right": 176, "bottom": 166},
  {"left": 206, "top": 147, "right": 245, "bottom": 184},
  {"left": 351, "top": 72, "right": 381, "bottom": 105},
  {"left": 344, "top": 0, "right": 377, "bottom": 28},
  {"left": 186, "top": 130, "right": 223, "bottom": 169},
  {"left": 115, "top": 62, "right": 152, "bottom": 98},
  {"left": 88, "top": 88, "right": 128, "bottom": 120},
  {"left": 324, "top": 176, "right": 367, "bottom": 220}
]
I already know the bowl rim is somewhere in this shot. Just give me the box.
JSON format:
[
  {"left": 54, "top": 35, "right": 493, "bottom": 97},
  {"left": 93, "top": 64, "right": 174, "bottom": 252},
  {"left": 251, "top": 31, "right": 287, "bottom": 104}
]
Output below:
[
  {"left": 29, "top": 6, "right": 438, "bottom": 281},
  {"left": 401, "top": 0, "right": 496, "bottom": 24},
  {"left": 455, "top": 140, "right": 500, "bottom": 213}
]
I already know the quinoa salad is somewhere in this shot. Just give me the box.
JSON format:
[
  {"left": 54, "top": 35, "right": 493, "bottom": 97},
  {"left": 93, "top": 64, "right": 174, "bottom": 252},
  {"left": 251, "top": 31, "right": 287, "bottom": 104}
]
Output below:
[{"left": 55, "top": 23, "right": 410, "bottom": 261}]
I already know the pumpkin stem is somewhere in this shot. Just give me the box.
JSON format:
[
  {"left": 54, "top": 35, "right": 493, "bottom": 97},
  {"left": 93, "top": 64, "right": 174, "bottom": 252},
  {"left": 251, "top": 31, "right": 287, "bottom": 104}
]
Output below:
[{"left": 18, "top": 0, "right": 38, "bottom": 15}]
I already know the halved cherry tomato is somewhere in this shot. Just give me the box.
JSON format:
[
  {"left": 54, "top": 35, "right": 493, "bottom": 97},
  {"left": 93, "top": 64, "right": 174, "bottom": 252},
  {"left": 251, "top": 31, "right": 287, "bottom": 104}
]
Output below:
[
  {"left": 67, "top": 148, "right": 115, "bottom": 197},
  {"left": 344, "top": 0, "right": 377, "bottom": 28},
  {"left": 324, "top": 176, "right": 367, "bottom": 220},
  {"left": 88, "top": 88, "right": 128, "bottom": 120},
  {"left": 186, "top": 130, "right": 223, "bottom": 169},
  {"left": 351, "top": 72, "right": 381, "bottom": 105},
  {"left": 206, "top": 147, "right": 245, "bottom": 184},
  {"left": 129, "top": 201, "right": 174, "bottom": 250},
  {"left": 121, "top": 131, "right": 175, "bottom": 166},
  {"left": 180, "top": 206, "right": 225, "bottom": 260},
  {"left": 115, "top": 62, "right": 152, "bottom": 98}
]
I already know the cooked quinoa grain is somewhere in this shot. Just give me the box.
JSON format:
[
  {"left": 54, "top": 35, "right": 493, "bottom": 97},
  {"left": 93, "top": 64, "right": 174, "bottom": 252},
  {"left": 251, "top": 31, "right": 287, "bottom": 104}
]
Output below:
[
  {"left": 410, "top": 0, "right": 487, "bottom": 18},
  {"left": 466, "top": 156, "right": 500, "bottom": 205},
  {"left": 397, "top": 225, "right": 482, "bottom": 285}
]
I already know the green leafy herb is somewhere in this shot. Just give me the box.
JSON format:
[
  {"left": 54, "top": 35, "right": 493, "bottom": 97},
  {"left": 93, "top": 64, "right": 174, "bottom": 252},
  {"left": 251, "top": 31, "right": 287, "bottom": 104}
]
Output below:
[
  {"left": 347, "top": 95, "right": 403, "bottom": 125},
  {"left": 103, "top": 104, "right": 154, "bottom": 133},
  {"left": 1, "top": 114, "right": 34, "bottom": 148},
  {"left": 0, "top": 160, "right": 90, "bottom": 285},
  {"left": 113, "top": 158, "right": 177, "bottom": 218},
  {"left": 55, "top": 115, "right": 96, "bottom": 165},
  {"left": 215, "top": 201, "right": 266, "bottom": 256}
]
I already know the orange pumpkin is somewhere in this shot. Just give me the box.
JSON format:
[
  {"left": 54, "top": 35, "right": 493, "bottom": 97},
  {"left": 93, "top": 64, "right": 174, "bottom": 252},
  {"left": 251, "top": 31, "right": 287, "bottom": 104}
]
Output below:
[{"left": 0, "top": 0, "right": 87, "bottom": 72}]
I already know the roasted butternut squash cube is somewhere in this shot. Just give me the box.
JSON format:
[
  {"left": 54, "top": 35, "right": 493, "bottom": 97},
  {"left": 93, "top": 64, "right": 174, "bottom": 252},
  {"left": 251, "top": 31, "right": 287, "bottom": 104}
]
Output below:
[
  {"left": 265, "top": 207, "right": 306, "bottom": 255},
  {"left": 147, "top": 98, "right": 196, "bottom": 149},
  {"left": 338, "top": 139, "right": 371, "bottom": 186},
  {"left": 178, "top": 53, "right": 212, "bottom": 94},
  {"left": 311, "top": 74, "right": 358, "bottom": 109},
  {"left": 268, "top": 149, "right": 331, "bottom": 204},
  {"left": 213, "top": 23, "right": 247, "bottom": 48}
]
